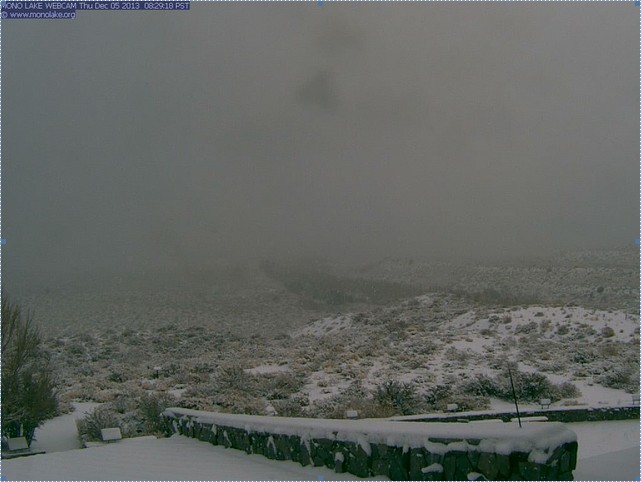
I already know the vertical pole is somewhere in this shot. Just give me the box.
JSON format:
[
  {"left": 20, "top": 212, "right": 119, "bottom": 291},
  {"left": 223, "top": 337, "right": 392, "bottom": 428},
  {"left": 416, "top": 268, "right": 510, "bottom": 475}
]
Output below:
[{"left": 507, "top": 364, "right": 522, "bottom": 428}]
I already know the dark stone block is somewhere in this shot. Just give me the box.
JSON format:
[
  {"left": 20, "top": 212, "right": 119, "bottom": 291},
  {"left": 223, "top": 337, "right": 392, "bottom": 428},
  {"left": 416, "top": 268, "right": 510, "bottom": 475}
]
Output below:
[
  {"left": 546, "top": 459, "right": 559, "bottom": 479},
  {"left": 426, "top": 452, "right": 443, "bottom": 466},
  {"left": 310, "top": 441, "right": 325, "bottom": 467},
  {"left": 559, "top": 452, "right": 570, "bottom": 473},
  {"left": 409, "top": 448, "right": 427, "bottom": 480},
  {"left": 442, "top": 453, "right": 457, "bottom": 480},
  {"left": 477, "top": 452, "right": 498, "bottom": 479},
  {"left": 518, "top": 461, "right": 544, "bottom": 480},
  {"left": 241, "top": 432, "right": 252, "bottom": 454},
  {"left": 334, "top": 452, "right": 346, "bottom": 473},
  {"left": 320, "top": 439, "right": 336, "bottom": 468},
  {"left": 453, "top": 452, "right": 473, "bottom": 480},
  {"left": 344, "top": 442, "right": 370, "bottom": 478},
  {"left": 371, "top": 455, "right": 390, "bottom": 477},
  {"left": 509, "top": 452, "right": 526, "bottom": 475},
  {"left": 467, "top": 450, "right": 480, "bottom": 468},
  {"left": 568, "top": 442, "right": 578, "bottom": 470},
  {"left": 216, "top": 429, "right": 226, "bottom": 446},
  {"left": 198, "top": 427, "right": 212, "bottom": 443},
  {"left": 272, "top": 434, "right": 291, "bottom": 460},
  {"left": 370, "top": 443, "right": 391, "bottom": 476},
  {"left": 389, "top": 447, "right": 410, "bottom": 480},
  {"left": 496, "top": 453, "right": 511, "bottom": 477},
  {"left": 251, "top": 433, "right": 266, "bottom": 455},
  {"left": 299, "top": 439, "right": 311, "bottom": 466},
  {"left": 311, "top": 439, "right": 334, "bottom": 468},
  {"left": 209, "top": 427, "right": 219, "bottom": 446},
  {"left": 373, "top": 443, "right": 389, "bottom": 459},
  {"left": 289, "top": 438, "right": 301, "bottom": 463}
]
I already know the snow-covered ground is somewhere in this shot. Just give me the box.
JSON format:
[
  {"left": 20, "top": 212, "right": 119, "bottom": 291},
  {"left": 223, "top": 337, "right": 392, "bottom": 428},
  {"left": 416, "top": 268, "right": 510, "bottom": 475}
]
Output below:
[
  {"left": 450, "top": 306, "right": 638, "bottom": 340},
  {"left": 3, "top": 434, "right": 375, "bottom": 481},
  {"left": 30, "top": 402, "right": 99, "bottom": 454},
  {"left": 3, "top": 409, "right": 638, "bottom": 481},
  {"left": 569, "top": 420, "right": 640, "bottom": 481}
]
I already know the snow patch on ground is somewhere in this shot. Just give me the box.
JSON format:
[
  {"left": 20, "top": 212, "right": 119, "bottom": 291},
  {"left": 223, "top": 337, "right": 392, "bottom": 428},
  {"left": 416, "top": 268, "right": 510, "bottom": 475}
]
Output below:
[
  {"left": 451, "top": 306, "right": 638, "bottom": 341},
  {"left": 295, "top": 314, "right": 353, "bottom": 337},
  {"left": 244, "top": 364, "right": 290, "bottom": 375}
]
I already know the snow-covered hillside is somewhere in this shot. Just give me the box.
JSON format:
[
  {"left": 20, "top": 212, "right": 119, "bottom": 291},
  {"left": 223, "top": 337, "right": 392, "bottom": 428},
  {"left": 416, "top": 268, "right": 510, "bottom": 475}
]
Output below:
[{"left": 43, "top": 293, "right": 638, "bottom": 423}]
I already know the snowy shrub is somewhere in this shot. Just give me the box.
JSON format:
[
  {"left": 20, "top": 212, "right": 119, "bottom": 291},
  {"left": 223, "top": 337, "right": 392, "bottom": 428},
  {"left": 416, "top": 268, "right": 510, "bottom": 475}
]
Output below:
[
  {"left": 596, "top": 364, "right": 638, "bottom": 391},
  {"left": 443, "top": 347, "right": 470, "bottom": 366},
  {"left": 539, "top": 319, "right": 552, "bottom": 333},
  {"left": 176, "top": 397, "right": 217, "bottom": 412},
  {"left": 310, "top": 393, "right": 397, "bottom": 419},
  {"left": 460, "top": 374, "right": 502, "bottom": 398},
  {"left": 600, "top": 326, "right": 615, "bottom": 338},
  {"left": 271, "top": 397, "right": 306, "bottom": 417},
  {"left": 509, "top": 371, "right": 553, "bottom": 402},
  {"left": 551, "top": 382, "right": 581, "bottom": 400},
  {"left": 112, "top": 394, "right": 137, "bottom": 414},
  {"left": 214, "top": 365, "right": 255, "bottom": 392},
  {"left": 598, "top": 343, "right": 619, "bottom": 357},
  {"left": 259, "top": 373, "right": 304, "bottom": 400},
  {"left": 77, "top": 406, "right": 122, "bottom": 441},
  {"left": 138, "top": 392, "right": 177, "bottom": 434},
  {"left": 374, "top": 380, "right": 418, "bottom": 415},
  {"left": 436, "top": 394, "right": 490, "bottom": 412},
  {"left": 514, "top": 321, "right": 538, "bottom": 334},
  {"left": 572, "top": 348, "right": 597, "bottom": 364},
  {"left": 423, "top": 384, "right": 453, "bottom": 407},
  {"left": 459, "top": 369, "right": 579, "bottom": 403}
]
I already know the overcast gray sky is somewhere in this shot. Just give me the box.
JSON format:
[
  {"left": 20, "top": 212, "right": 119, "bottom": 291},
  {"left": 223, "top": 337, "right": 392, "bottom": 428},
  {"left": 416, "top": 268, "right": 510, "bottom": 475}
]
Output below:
[{"left": 2, "top": 2, "right": 638, "bottom": 283}]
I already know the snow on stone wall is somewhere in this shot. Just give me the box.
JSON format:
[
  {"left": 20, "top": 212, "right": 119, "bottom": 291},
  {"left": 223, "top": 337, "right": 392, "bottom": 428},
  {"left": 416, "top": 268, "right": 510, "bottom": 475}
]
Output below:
[{"left": 162, "top": 408, "right": 578, "bottom": 480}]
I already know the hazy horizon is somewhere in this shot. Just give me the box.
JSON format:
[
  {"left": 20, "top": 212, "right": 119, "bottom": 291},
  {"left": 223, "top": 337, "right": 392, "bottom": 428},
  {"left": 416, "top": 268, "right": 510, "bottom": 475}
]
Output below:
[{"left": 3, "top": 3, "right": 637, "bottom": 288}]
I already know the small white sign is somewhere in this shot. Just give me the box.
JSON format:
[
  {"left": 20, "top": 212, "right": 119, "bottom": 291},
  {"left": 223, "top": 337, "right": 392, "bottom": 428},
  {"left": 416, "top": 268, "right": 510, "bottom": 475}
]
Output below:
[{"left": 101, "top": 428, "right": 122, "bottom": 441}]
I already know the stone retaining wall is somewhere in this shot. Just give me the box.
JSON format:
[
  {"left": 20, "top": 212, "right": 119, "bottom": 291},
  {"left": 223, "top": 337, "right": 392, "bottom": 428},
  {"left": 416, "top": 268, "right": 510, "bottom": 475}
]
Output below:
[{"left": 162, "top": 408, "right": 578, "bottom": 480}]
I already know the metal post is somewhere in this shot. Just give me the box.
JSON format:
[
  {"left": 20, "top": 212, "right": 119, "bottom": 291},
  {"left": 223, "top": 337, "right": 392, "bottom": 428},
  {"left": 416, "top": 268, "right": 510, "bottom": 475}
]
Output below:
[{"left": 507, "top": 364, "right": 522, "bottom": 428}]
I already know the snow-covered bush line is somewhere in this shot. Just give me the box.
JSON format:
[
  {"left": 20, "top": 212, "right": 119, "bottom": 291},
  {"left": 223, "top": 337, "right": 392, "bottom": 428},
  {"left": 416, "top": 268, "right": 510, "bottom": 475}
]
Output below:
[
  {"left": 460, "top": 370, "right": 580, "bottom": 403},
  {"left": 76, "top": 392, "right": 177, "bottom": 441}
]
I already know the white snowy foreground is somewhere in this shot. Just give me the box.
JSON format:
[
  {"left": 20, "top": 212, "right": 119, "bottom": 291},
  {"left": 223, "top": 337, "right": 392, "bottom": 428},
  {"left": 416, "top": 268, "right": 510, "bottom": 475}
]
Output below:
[
  {"left": 570, "top": 420, "right": 640, "bottom": 481},
  {"left": 3, "top": 434, "right": 375, "bottom": 481},
  {"left": 2, "top": 416, "right": 638, "bottom": 480}
]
